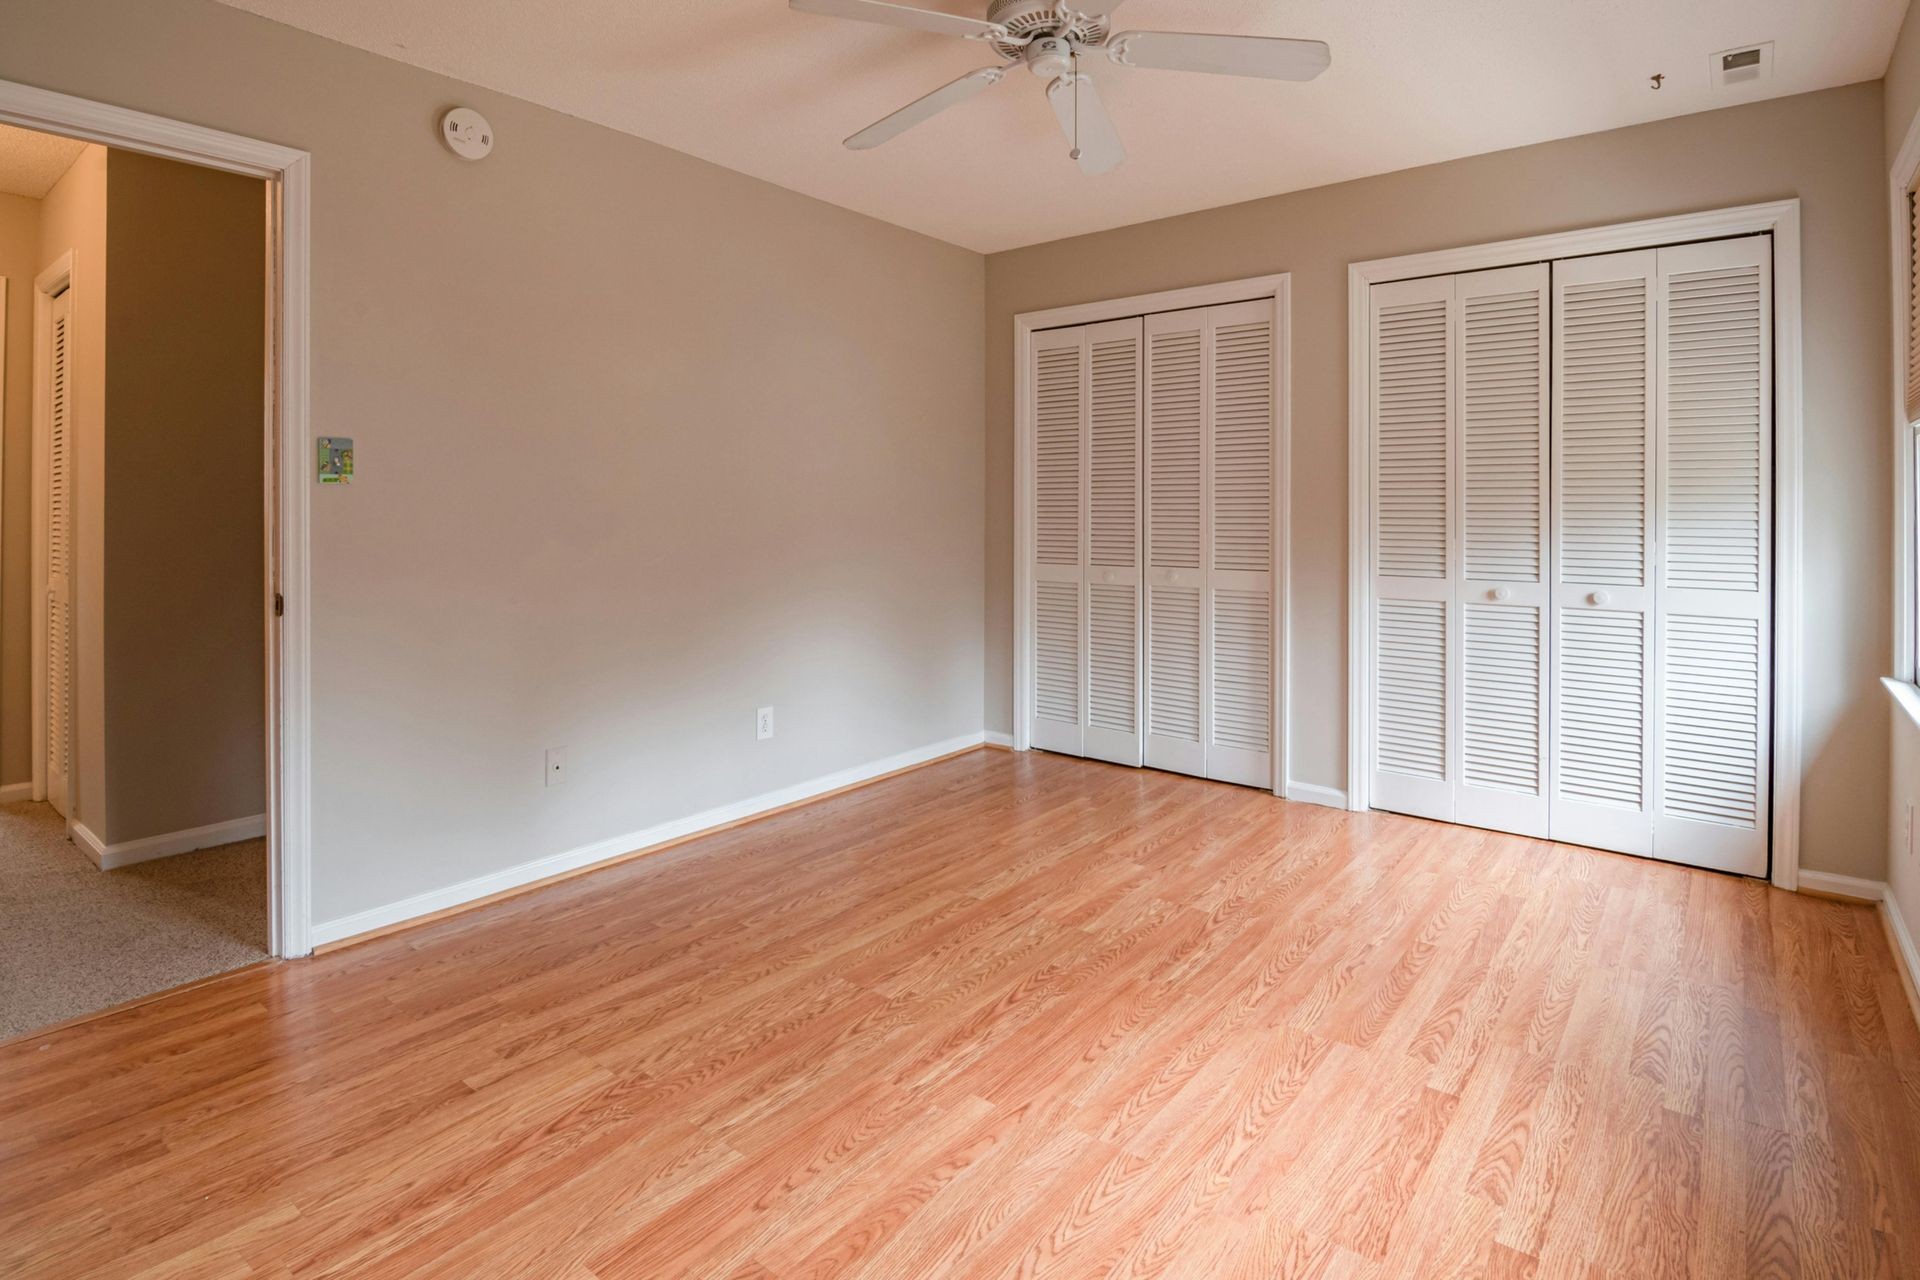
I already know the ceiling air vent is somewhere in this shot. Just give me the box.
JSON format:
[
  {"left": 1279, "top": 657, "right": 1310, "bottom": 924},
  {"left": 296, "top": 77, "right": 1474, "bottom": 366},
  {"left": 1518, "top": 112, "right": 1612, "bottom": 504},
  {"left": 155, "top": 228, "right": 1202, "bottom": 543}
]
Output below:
[{"left": 1711, "top": 43, "right": 1773, "bottom": 90}]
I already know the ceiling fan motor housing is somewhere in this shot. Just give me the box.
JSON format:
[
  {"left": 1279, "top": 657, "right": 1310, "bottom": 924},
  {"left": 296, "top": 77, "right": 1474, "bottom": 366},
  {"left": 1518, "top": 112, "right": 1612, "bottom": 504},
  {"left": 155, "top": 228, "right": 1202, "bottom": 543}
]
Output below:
[
  {"left": 986, "top": 0, "right": 1111, "bottom": 60},
  {"left": 1024, "top": 36, "right": 1075, "bottom": 79}
]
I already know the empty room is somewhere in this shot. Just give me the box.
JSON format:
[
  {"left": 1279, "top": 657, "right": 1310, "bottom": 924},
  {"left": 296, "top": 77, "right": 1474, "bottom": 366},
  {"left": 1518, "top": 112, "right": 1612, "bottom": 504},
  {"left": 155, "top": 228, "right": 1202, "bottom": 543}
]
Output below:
[{"left": 2, "top": 0, "right": 1918, "bottom": 1276}]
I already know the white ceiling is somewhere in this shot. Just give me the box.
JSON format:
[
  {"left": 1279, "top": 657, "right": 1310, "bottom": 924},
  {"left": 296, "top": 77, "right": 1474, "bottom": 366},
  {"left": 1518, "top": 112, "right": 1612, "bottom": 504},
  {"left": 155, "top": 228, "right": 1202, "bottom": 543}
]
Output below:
[
  {"left": 214, "top": 0, "right": 1907, "bottom": 252},
  {"left": 0, "top": 122, "right": 88, "bottom": 200}
]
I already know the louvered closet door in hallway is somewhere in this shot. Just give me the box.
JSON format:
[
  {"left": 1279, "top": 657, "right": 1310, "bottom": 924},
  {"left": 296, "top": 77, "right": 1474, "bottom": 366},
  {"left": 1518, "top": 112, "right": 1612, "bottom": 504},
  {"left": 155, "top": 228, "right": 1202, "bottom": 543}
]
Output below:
[
  {"left": 1143, "top": 301, "right": 1277, "bottom": 788},
  {"left": 1368, "top": 267, "right": 1550, "bottom": 837},
  {"left": 45, "top": 290, "right": 74, "bottom": 819},
  {"left": 1027, "top": 318, "right": 1145, "bottom": 765}
]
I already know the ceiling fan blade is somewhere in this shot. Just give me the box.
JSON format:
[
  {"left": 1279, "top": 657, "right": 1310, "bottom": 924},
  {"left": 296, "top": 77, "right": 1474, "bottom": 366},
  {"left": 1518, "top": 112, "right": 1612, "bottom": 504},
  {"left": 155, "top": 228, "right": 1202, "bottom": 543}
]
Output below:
[
  {"left": 844, "top": 65, "right": 1009, "bottom": 150},
  {"left": 1106, "top": 31, "right": 1331, "bottom": 81},
  {"left": 790, "top": 0, "right": 1008, "bottom": 42},
  {"left": 1046, "top": 73, "right": 1126, "bottom": 176}
]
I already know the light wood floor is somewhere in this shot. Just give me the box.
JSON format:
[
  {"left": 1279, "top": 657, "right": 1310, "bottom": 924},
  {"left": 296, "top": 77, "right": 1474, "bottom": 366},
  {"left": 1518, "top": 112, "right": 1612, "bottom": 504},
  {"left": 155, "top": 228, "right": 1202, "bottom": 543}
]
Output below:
[{"left": 4, "top": 750, "right": 1918, "bottom": 1278}]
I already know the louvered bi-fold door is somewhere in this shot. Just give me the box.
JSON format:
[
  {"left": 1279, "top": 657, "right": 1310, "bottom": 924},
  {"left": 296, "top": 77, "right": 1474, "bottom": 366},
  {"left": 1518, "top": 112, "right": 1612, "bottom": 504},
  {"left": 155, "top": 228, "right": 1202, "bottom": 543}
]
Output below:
[
  {"left": 1550, "top": 250, "right": 1659, "bottom": 856},
  {"left": 1084, "top": 318, "right": 1145, "bottom": 766},
  {"left": 1369, "top": 268, "right": 1549, "bottom": 835},
  {"left": 1548, "top": 239, "right": 1771, "bottom": 872},
  {"left": 1144, "top": 310, "right": 1209, "bottom": 778},
  {"left": 1028, "top": 318, "right": 1145, "bottom": 765},
  {"left": 1204, "top": 300, "right": 1277, "bottom": 788},
  {"left": 1143, "top": 301, "right": 1276, "bottom": 787},
  {"left": 1454, "top": 267, "right": 1551, "bottom": 837},
  {"left": 1649, "top": 236, "right": 1771, "bottom": 876},
  {"left": 46, "top": 291, "right": 74, "bottom": 819},
  {"left": 1370, "top": 276, "right": 1456, "bottom": 821},
  {"left": 1030, "top": 328, "right": 1086, "bottom": 756}
]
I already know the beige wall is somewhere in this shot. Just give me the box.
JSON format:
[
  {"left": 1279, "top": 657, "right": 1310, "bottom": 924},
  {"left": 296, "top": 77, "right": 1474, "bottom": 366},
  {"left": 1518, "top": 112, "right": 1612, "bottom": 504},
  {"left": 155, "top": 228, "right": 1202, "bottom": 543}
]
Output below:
[
  {"left": 37, "top": 144, "right": 108, "bottom": 835},
  {"left": 0, "top": 192, "right": 39, "bottom": 790},
  {"left": 100, "top": 149, "right": 266, "bottom": 845},
  {"left": 986, "top": 82, "right": 1892, "bottom": 881},
  {"left": 1890, "top": 1, "right": 1920, "bottom": 164},
  {"left": 0, "top": 0, "right": 986, "bottom": 926}
]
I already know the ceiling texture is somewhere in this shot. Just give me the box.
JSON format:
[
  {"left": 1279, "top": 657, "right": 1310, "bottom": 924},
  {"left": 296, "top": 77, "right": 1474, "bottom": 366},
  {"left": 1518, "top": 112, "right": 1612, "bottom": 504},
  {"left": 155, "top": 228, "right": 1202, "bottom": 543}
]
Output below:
[
  {"left": 0, "top": 122, "right": 89, "bottom": 200},
  {"left": 214, "top": 0, "right": 1906, "bottom": 252}
]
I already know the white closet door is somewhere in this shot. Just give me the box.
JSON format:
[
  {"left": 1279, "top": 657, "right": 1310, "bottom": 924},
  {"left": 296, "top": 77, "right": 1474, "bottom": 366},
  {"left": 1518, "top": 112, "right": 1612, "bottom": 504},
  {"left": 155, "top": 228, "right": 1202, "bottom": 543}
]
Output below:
[
  {"left": 1143, "top": 300, "right": 1278, "bottom": 786},
  {"left": 1144, "top": 309, "right": 1209, "bottom": 777},
  {"left": 1030, "top": 326, "right": 1087, "bottom": 756},
  {"left": 1205, "top": 299, "right": 1276, "bottom": 788},
  {"left": 46, "top": 292, "right": 73, "bottom": 819},
  {"left": 1549, "top": 250, "right": 1657, "bottom": 856},
  {"left": 1084, "top": 318, "right": 1145, "bottom": 766},
  {"left": 1651, "top": 236, "right": 1771, "bottom": 876},
  {"left": 1454, "top": 266, "right": 1550, "bottom": 837},
  {"left": 1370, "top": 276, "right": 1455, "bottom": 820},
  {"left": 1028, "top": 318, "right": 1144, "bottom": 763}
]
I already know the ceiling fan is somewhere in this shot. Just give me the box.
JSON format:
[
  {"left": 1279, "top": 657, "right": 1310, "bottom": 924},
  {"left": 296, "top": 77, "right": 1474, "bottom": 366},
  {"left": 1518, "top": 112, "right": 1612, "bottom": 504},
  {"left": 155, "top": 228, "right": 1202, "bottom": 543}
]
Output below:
[{"left": 789, "top": 0, "right": 1331, "bottom": 175}]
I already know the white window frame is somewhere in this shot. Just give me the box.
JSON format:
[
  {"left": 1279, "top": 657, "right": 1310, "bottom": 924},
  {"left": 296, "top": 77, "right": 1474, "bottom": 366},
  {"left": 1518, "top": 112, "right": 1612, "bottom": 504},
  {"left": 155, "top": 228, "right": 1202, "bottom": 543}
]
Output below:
[
  {"left": 0, "top": 78, "right": 315, "bottom": 956},
  {"left": 1012, "top": 274, "right": 1293, "bottom": 796},
  {"left": 1890, "top": 112, "right": 1920, "bottom": 688},
  {"left": 1348, "top": 200, "right": 1804, "bottom": 891}
]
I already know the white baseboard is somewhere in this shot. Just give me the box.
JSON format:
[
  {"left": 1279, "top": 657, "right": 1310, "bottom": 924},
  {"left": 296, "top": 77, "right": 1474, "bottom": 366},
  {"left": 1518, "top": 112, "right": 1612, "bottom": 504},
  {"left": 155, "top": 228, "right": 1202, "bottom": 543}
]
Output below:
[
  {"left": 984, "top": 731, "right": 1016, "bottom": 750},
  {"left": 0, "top": 781, "right": 32, "bottom": 803},
  {"left": 76, "top": 813, "right": 267, "bottom": 871},
  {"left": 1798, "top": 869, "right": 1887, "bottom": 903},
  {"left": 1883, "top": 890, "right": 1920, "bottom": 1034},
  {"left": 311, "top": 732, "right": 992, "bottom": 948},
  {"left": 1283, "top": 781, "right": 1349, "bottom": 810},
  {"left": 72, "top": 822, "right": 105, "bottom": 866}
]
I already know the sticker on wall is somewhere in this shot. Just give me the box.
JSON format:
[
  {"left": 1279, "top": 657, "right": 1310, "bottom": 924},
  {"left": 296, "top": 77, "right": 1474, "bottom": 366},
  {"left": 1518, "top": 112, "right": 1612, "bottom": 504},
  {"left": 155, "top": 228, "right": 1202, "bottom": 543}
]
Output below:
[{"left": 318, "top": 437, "right": 354, "bottom": 485}]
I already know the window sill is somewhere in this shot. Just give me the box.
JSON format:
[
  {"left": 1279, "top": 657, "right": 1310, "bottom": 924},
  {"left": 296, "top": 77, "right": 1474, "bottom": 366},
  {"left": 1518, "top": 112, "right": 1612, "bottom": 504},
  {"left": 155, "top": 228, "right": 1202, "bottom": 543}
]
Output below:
[{"left": 1884, "top": 676, "right": 1920, "bottom": 733}]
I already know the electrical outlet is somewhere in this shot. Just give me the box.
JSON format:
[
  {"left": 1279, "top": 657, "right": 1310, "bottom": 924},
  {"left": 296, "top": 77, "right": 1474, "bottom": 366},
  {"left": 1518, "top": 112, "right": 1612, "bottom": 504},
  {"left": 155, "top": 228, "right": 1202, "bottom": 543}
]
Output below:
[
  {"left": 1907, "top": 801, "right": 1915, "bottom": 861},
  {"left": 546, "top": 746, "right": 568, "bottom": 788},
  {"left": 757, "top": 707, "right": 774, "bottom": 741}
]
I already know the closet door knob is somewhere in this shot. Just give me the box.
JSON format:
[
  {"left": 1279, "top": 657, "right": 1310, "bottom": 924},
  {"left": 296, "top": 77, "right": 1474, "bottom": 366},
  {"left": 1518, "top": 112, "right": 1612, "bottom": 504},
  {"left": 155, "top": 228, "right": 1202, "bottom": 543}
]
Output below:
[
  {"left": 1587, "top": 591, "right": 1610, "bottom": 607},
  {"left": 1489, "top": 587, "right": 1510, "bottom": 602}
]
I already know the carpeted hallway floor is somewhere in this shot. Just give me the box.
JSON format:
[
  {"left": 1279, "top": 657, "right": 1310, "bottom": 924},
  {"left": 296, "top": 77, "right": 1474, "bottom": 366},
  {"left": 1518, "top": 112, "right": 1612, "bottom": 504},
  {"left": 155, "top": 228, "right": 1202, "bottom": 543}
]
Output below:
[{"left": 0, "top": 800, "right": 267, "bottom": 1040}]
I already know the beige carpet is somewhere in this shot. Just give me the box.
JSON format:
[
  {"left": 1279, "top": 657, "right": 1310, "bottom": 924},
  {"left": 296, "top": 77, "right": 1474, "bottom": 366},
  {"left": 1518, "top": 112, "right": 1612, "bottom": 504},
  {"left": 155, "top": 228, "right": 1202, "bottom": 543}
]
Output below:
[{"left": 0, "top": 799, "right": 267, "bottom": 1040}]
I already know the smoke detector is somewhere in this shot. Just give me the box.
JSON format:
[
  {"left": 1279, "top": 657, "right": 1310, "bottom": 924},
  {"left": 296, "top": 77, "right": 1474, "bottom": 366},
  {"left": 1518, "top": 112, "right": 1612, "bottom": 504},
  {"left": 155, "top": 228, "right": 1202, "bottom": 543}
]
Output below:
[
  {"left": 439, "top": 107, "right": 494, "bottom": 161},
  {"left": 1710, "top": 43, "right": 1773, "bottom": 91}
]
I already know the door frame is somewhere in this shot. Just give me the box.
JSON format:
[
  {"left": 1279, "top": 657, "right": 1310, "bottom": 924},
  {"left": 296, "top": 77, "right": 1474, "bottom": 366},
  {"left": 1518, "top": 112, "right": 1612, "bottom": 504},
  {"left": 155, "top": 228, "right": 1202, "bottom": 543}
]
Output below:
[
  {"left": 1013, "top": 272, "right": 1292, "bottom": 795},
  {"left": 1346, "top": 199, "right": 1804, "bottom": 891},
  {"left": 0, "top": 78, "right": 315, "bottom": 955},
  {"left": 31, "top": 254, "right": 74, "bottom": 824}
]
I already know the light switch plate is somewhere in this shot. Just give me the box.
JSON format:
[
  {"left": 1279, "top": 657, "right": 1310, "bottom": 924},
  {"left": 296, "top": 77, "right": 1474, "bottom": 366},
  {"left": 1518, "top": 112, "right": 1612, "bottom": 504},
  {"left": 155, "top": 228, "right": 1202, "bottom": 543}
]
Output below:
[{"left": 317, "top": 437, "right": 354, "bottom": 484}]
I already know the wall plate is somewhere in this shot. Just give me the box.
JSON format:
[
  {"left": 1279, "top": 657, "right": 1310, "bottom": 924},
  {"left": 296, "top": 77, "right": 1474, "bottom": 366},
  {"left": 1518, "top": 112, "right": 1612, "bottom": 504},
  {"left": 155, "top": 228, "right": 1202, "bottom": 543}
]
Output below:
[{"left": 317, "top": 436, "right": 353, "bottom": 484}]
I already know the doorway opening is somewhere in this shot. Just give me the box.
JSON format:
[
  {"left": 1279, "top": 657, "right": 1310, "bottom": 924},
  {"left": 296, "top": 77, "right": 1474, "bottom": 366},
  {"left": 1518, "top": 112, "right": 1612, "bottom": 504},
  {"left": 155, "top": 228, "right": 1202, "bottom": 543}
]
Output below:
[{"left": 0, "top": 86, "right": 310, "bottom": 1039}]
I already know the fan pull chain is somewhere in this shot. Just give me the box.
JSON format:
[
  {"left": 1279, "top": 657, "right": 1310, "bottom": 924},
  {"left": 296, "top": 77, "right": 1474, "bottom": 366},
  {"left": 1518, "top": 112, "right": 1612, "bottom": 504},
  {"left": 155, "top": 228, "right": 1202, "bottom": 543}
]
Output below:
[{"left": 1070, "top": 48, "right": 1081, "bottom": 161}]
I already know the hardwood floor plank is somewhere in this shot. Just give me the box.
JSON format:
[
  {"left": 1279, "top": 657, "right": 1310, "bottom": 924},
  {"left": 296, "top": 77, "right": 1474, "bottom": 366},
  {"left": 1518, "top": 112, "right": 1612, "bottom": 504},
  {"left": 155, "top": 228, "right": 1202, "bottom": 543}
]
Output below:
[{"left": 2, "top": 750, "right": 1915, "bottom": 1278}]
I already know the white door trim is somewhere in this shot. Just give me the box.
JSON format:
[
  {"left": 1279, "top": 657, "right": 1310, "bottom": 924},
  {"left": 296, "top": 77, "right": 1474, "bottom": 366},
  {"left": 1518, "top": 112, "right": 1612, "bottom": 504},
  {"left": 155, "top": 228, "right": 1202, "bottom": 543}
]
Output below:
[
  {"left": 1348, "top": 199, "right": 1803, "bottom": 890},
  {"left": 0, "top": 77, "right": 315, "bottom": 955},
  {"left": 1015, "top": 273, "right": 1292, "bottom": 794}
]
